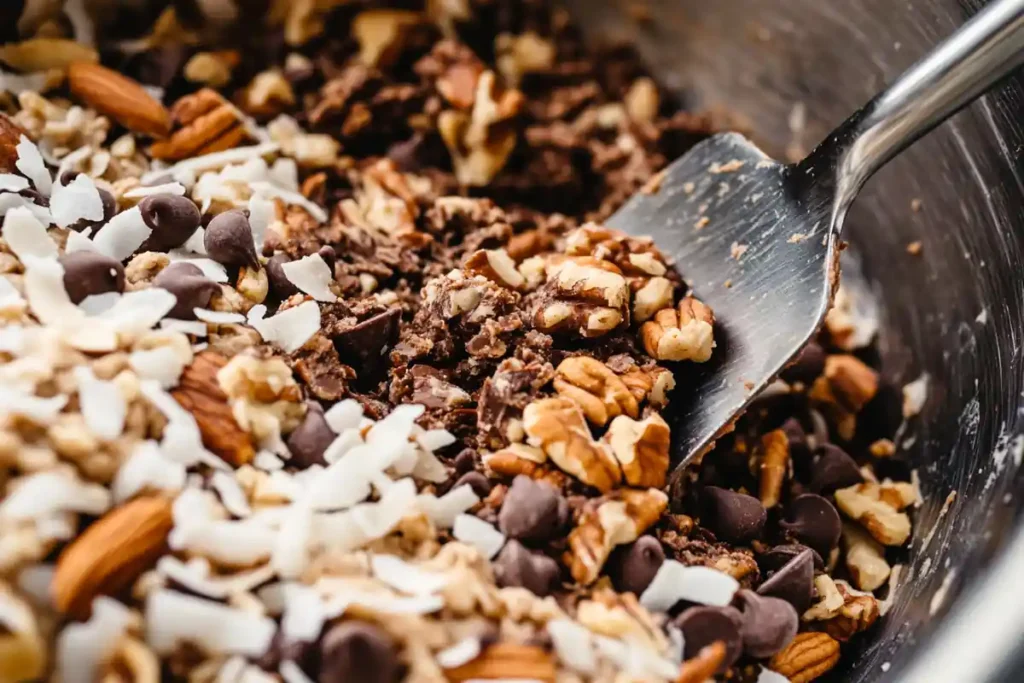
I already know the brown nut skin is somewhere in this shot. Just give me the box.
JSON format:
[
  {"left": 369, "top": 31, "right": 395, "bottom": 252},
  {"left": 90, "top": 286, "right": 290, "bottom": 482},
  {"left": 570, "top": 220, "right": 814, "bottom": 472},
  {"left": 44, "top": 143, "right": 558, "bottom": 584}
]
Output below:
[
  {"left": 138, "top": 194, "right": 201, "bottom": 252},
  {"left": 59, "top": 250, "right": 125, "bottom": 303}
]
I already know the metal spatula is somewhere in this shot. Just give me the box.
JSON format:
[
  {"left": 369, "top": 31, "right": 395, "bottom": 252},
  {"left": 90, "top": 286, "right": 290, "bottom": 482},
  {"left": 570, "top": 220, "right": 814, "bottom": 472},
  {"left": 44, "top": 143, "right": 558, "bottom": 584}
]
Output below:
[{"left": 607, "top": 0, "right": 1024, "bottom": 472}]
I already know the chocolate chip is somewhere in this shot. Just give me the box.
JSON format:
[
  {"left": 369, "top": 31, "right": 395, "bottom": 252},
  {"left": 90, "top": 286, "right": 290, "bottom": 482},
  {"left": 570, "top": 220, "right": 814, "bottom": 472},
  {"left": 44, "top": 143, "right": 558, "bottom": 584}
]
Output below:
[
  {"left": 319, "top": 621, "right": 402, "bottom": 683},
  {"left": 453, "top": 448, "right": 477, "bottom": 475},
  {"left": 781, "top": 342, "right": 826, "bottom": 385},
  {"left": 453, "top": 471, "right": 491, "bottom": 497},
  {"left": 702, "top": 486, "right": 766, "bottom": 544},
  {"left": 204, "top": 210, "right": 259, "bottom": 268},
  {"left": 809, "top": 444, "right": 864, "bottom": 494},
  {"left": 779, "top": 493, "right": 842, "bottom": 557},
  {"left": 318, "top": 245, "right": 336, "bottom": 270},
  {"left": 492, "top": 540, "right": 560, "bottom": 596},
  {"left": 286, "top": 403, "right": 335, "bottom": 469},
  {"left": 675, "top": 605, "right": 743, "bottom": 672},
  {"left": 153, "top": 262, "right": 220, "bottom": 319},
  {"left": 757, "top": 548, "right": 816, "bottom": 613},
  {"left": 606, "top": 536, "right": 664, "bottom": 596},
  {"left": 138, "top": 194, "right": 201, "bottom": 252},
  {"left": 757, "top": 544, "right": 824, "bottom": 574},
  {"left": 267, "top": 253, "right": 299, "bottom": 298},
  {"left": 58, "top": 251, "right": 125, "bottom": 304},
  {"left": 498, "top": 475, "right": 568, "bottom": 543},
  {"left": 332, "top": 309, "right": 402, "bottom": 380},
  {"left": 733, "top": 589, "right": 799, "bottom": 658}
]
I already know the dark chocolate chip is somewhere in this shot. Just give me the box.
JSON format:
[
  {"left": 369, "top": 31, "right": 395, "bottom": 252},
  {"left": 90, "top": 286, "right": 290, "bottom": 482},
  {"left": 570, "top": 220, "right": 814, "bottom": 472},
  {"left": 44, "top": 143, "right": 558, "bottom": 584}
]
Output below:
[
  {"left": 757, "top": 544, "right": 824, "bottom": 574},
  {"left": 733, "top": 589, "right": 799, "bottom": 658},
  {"left": 204, "top": 210, "right": 259, "bottom": 269},
  {"left": 138, "top": 194, "right": 201, "bottom": 252},
  {"left": 267, "top": 253, "right": 299, "bottom": 298},
  {"left": 453, "top": 448, "right": 477, "bottom": 475},
  {"left": 675, "top": 605, "right": 743, "bottom": 672},
  {"left": 781, "top": 342, "right": 826, "bottom": 385},
  {"left": 332, "top": 309, "right": 402, "bottom": 380},
  {"left": 492, "top": 540, "right": 560, "bottom": 596},
  {"left": 453, "top": 471, "right": 492, "bottom": 498},
  {"left": 286, "top": 403, "right": 335, "bottom": 469},
  {"left": 757, "top": 548, "right": 816, "bottom": 613},
  {"left": 317, "top": 245, "right": 336, "bottom": 270},
  {"left": 702, "top": 486, "right": 766, "bottom": 544},
  {"left": 58, "top": 250, "right": 125, "bottom": 304},
  {"left": 153, "top": 262, "right": 220, "bottom": 320},
  {"left": 319, "top": 621, "right": 402, "bottom": 683},
  {"left": 779, "top": 493, "right": 842, "bottom": 558},
  {"left": 498, "top": 475, "right": 568, "bottom": 543},
  {"left": 809, "top": 444, "right": 864, "bottom": 494},
  {"left": 606, "top": 536, "right": 664, "bottom": 596}
]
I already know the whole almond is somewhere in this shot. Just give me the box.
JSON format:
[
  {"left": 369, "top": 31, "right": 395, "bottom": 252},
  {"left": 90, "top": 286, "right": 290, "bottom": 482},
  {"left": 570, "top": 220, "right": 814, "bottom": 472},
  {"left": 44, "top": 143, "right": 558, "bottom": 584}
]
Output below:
[
  {"left": 172, "top": 352, "right": 256, "bottom": 466},
  {"left": 445, "top": 643, "right": 556, "bottom": 682},
  {"left": 53, "top": 496, "right": 173, "bottom": 618},
  {"left": 67, "top": 62, "right": 172, "bottom": 138}
]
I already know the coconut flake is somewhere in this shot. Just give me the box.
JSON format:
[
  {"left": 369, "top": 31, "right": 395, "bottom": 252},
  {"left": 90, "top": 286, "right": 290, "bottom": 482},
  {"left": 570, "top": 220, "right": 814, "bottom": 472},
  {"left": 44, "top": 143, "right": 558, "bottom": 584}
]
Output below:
[
  {"left": 65, "top": 230, "right": 98, "bottom": 254},
  {"left": 412, "top": 448, "right": 449, "bottom": 483},
  {"left": 124, "top": 182, "right": 187, "bottom": 199},
  {"left": 194, "top": 308, "right": 246, "bottom": 324},
  {"left": 323, "top": 399, "right": 362, "bottom": 433},
  {"left": 279, "top": 661, "right": 315, "bottom": 683},
  {"left": 417, "top": 428, "right": 457, "bottom": 452},
  {"left": 903, "top": 373, "right": 929, "bottom": 418},
  {"left": 157, "top": 556, "right": 274, "bottom": 600},
  {"left": 418, "top": 484, "right": 479, "bottom": 529},
  {"left": 16, "top": 564, "right": 55, "bottom": 609},
  {"left": 112, "top": 441, "right": 187, "bottom": 502},
  {"left": 166, "top": 252, "right": 229, "bottom": 282},
  {"left": 756, "top": 668, "right": 791, "bottom": 683},
  {"left": 640, "top": 561, "right": 739, "bottom": 612},
  {"left": 371, "top": 554, "right": 449, "bottom": 595},
  {"left": 281, "top": 254, "right": 337, "bottom": 302},
  {"left": 146, "top": 589, "right": 276, "bottom": 656},
  {"left": 251, "top": 181, "right": 327, "bottom": 223},
  {"left": 180, "top": 227, "right": 208, "bottom": 256},
  {"left": 74, "top": 365, "right": 126, "bottom": 440},
  {"left": 0, "top": 470, "right": 110, "bottom": 521},
  {"left": 211, "top": 471, "right": 252, "bottom": 517},
  {"left": 50, "top": 174, "right": 103, "bottom": 229},
  {"left": 269, "top": 158, "right": 299, "bottom": 191},
  {"left": 436, "top": 637, "right": 482, "bottom": 669},
  {"left": 57, "top": 597, "right": 132, "bottom": 683},
  {"left": 352, "top": 477, "right": 417, "bottom": 540},
  {"left": 92, "top": 206, "right": 151, "bottom": 261},
  {"left": 547, "top": 618, "right": 597, "bottom": 675},
  {"left": 453, "top": 514, "right": 505, "bottom": 559},
  {"left": 4, "top": 207, "right": 57, "bottom": 261},
  {"left": 100, "top": 288, "right": 177, "bottom": 337},
  {"left": 272, "top": 502, "right": 313, "bottom": 579},
  {"left": 248, "top": 195, "right": 274, "bottom": 250},
  {"left": 160, "top": 318, "right": 208, "bottom": 336},
  {"left": 322, "top": 429, "right": 363, "bottom": 464},
  {"left": 254, "top": 450, "right": 285, "bottom": 471},
  {"left": 141, "top": 143, "right": 280, "bottom": 186},
  {"left": 78, "top": 292, "right": 120, "bottom": 315},
  {"left": 15, "top": 136, "right": 51, "bottom": 196},
  {"left": 170, "top": 517, "right": 278, "bottom": 566},
  {"left": 250, "top": 300, "right": 319, "bottom": 353},
  {"left": 0, "top": 174, "right": 28, "bottom": 192},
  {"left": 130, "top": 346, "right": 188, "bottom": 388},
  {"left": 0, "top": 71, "right": 48, "bottom": 95},
  {"left": 281, "top": 585, "right": 325, "bottom": 642},
  {"left": 0, "top": 387, "right": 67, "bottom": 425}
]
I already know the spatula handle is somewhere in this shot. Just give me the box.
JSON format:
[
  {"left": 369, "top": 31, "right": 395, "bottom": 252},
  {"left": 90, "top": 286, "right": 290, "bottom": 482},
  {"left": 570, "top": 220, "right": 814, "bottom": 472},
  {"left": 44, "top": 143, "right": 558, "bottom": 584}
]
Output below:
[{"left": 802, "top": 0, "right": 1024, "bottom": 231}]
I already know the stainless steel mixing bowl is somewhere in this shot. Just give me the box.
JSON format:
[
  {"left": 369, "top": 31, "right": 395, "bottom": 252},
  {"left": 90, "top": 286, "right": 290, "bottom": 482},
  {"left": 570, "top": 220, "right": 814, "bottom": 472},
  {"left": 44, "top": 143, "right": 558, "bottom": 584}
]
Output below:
[{"left": 562, "top": 0, "right": 1024, "bottom": 680}]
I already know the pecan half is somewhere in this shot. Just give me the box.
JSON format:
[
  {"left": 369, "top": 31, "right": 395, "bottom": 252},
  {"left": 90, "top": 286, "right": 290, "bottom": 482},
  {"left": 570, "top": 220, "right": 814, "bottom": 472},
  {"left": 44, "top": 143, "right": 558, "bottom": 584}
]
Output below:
[
  {"left": 150, "top": 88, "right": 251, "bottom": 161},
  {"left": 640, "top": 296, "right": 715, "bottom": 362},
  {"left": 821, "top": 582, "right": 880, "bottom": 642},
  {"left": 768, "top": 632, "right": 840, "bottom": 683},
  {"left": 834, "top": 482, "right": 912, "bottom": 546}
]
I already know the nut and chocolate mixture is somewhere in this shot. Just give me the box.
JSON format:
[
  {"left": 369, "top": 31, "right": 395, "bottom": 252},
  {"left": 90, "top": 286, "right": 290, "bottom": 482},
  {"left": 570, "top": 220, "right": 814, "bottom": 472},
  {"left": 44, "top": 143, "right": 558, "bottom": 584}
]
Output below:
[{"left": 0, "top": 2, "right": 923, "bottom": 682}]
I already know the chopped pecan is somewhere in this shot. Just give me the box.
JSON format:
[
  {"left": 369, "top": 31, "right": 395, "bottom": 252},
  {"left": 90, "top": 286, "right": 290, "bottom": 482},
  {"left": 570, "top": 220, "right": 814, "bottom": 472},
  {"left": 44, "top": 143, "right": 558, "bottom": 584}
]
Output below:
[
  {"left": 758, "top": 429, "right": 790, "bottom": 509},
  {"left": 842, "top": 522, "right": 891, "bottom": 592},
  {"left": 150, "top": 88, "right": 251, "bottom": 161},
  {"left": 553, "top": 356, "right": 638, "bottom": 426},
  {"left": 824, "top": 354, "right": 879, "bottom": 412},
  {"left": 768, "top": 632, "right": 840, "bottom": 683},
  {"left": 351, "top": 9, "right": 421, "bottom": 68},
  {"left": 677, "top": 642, "right": 727, "bottom": 683},
  {"left": 821, "top": 581, "right": 880, "bottom": 642},
  {"left": 834, "top": 482, "right": 913, "bottom": 546},
  {"left": 633, "top": 276, "right": 674, "bottom": 322},
  {"left": 604, "top": 413, "right": 670, "bottom": 488},
  {"left": 803, "top": 574, "right": 845, "bottom": 621},
  {"left": 522, "top": 397, "right": 621, "bottom": 492},
  {"left": 566, "top": 487, "right": 668, "bottom": 584},
  {"left": 640, "top": 296, "right": 715, "bottom": 362}
]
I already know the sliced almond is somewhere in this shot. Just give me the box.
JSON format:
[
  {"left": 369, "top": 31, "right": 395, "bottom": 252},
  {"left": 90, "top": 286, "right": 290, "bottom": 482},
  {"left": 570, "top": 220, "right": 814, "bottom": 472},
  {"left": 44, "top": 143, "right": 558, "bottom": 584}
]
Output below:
[
  {"left": 445, "top": 643, "right": 556, "bottom": 682},
  {"left": 52, "top": 496, "right": 173, "bottom": 618},
  {"left": 171, "top": 352, "right": 255, "bottom": 466},
  {"left": 68, "top": 62, "right": 172, "bottom": 138}
]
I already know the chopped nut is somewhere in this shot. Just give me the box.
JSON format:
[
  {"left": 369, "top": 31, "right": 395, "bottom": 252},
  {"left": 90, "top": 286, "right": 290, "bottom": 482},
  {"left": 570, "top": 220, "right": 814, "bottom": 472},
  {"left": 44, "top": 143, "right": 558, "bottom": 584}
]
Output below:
[
  {"left": 352, "top": 9, "right": 422, "bottom": 67},
  {"left": 842, "top": 523, "right": 891, "bottom": 592},
  {"left": 495, "top": 32, "right": 556, "bottom": 87},
  {"left": 445, "top": 643, "right": 556, "bottom": 682},
  {"left": 150, "top": 88, "right": 250, "bottom": 162},
  {"left": 769, "top": 632, "right": 840, "bottom": 683},
  {"left": 824, "top": 354, "right": 879, "bottom": 412},
  {"left": 869, "top": 438, "right": 896, "bottom": 458},
  {"left": 640, "top": 296, "right": 715, "bottom": 362},
  {"left": 822, "top": 581, "right": 880, "bottom": 642},
  {"left": 604, "top": 413, "right": 670, "bottom": 488},
  {"left": 633, "top": 276, "right": 673, "bottom": 322},
  {"left": 758, "top": 429, "right": 790, "bottom": 509},
  {"left": 803, "top": 574, "right": 845, "bottom": 621},
  {"left": 566, "top": 487, "right": 668, "bottom": 584},
  {"left": 677, "top": 642, "right": 727, "bottom": 683},
  {"left": 103, "top": 636, "right": 160, "bottom": 683},
  {"left": 834, "top": 482, "right": 912, "bottom": 546},
  {"left": 624, "top": 77, "right": 660, "bottom": 123},
  {"left": 0, "top": 38, "right": 98, "bottom": 72},
  {"left": 183, "top": 51, "right": 236, "bottom": 88},
  {"left": 553, "top": 356, "right": 638, "bottom": 426},
  {"left": 244, "top": 70, "right": 296, "bottom": 117},
  {"left": 0, "top": 584, "right": 46, "bottom": 681},
  {"left": 464, "top": 248, "right": 525, "bottom": 290},
  {"left": 522, "top": 397, "right": 621, "bottom": 492},
  {"left": 619, "top": 365, "right": 675, "bottom": 407}
]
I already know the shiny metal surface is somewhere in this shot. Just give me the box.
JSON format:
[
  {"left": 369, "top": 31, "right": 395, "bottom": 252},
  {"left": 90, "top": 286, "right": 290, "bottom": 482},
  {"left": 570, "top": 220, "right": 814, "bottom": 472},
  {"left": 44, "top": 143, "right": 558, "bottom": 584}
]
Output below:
[
  {"left": 567, "top": 0, "right": 1024, "bottom": 681},
  {"left": 606, "top": 0, "right": 1024, "bottom": 472}
]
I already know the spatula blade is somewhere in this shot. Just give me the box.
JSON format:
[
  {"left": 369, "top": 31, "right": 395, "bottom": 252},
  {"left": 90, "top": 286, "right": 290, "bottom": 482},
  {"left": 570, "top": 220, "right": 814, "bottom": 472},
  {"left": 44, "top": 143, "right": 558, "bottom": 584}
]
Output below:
[{"left": 607, "top": 132, "right": 837, "bottom": 473}]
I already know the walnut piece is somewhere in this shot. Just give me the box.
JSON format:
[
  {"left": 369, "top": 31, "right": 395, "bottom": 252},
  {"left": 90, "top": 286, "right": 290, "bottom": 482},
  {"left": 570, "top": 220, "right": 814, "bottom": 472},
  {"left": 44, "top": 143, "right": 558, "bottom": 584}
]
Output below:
[
  {"left": 802, "top": 574, "right": 845, "bottom": 621},
  {"left": 464, "top": 248, "right": 525, "bottom": 290},
  {"left": 604, "top": 413, "right": 670, "bottom": 488},
  {"left": 640, "top": 296, "right": 715, "bottom": 362},
  {"left": 566, "top": 487, "right": 668, "bottom": 584},
  {"left": 619, "top": 365, "right": 675, "bottom": 407},
  {"left": 530, "top": 256, "right": 631, "bottom": 339},
  {"left": 553, "top": 356, "right": 638, "bottom": 427},
  {"left": 522, "top": 397, "right": 621, "bottom": 492},
  {"left": 834, "top": 482, "right": 913, "bottom": 546},
  {"left": 352, "top": 9, "right": 421, "bottom": 68}
]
